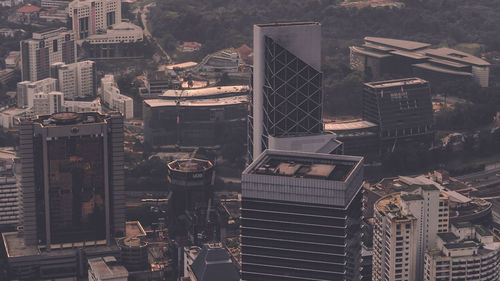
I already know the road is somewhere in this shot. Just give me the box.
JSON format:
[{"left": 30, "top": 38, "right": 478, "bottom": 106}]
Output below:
[{"left": 139, "top": 2, "right": 172, "bottom": 63}]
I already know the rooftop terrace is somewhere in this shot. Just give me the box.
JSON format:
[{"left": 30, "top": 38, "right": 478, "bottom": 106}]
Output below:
[{"left": 248, "top": 150, "right": 362, "bottom": 181}]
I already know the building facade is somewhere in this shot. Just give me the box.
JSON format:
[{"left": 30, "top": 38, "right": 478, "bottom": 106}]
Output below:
[
  {"left": 51, "top": 60, "right": 97, "bottom": 100},
  {"left": 20, "top": 28, "right": 76, "bottom": 82},
  {"left": 0, "top": 148, "right": 20, "bottom": 231},
  {"left": 68, "top": 0, "right": 122, "bottom": 41},
  {"left": 250, "top": 22, "right": 340, "bottom": 162},
  {"left": 241, "top": 150, "right": 364, "bottom": 281},
  {"left": 143, "top": 86, "right": 249, "bottom": 147},
  {"left": 18, "top": 112, "right": 125, "bottom": 247},
  {"left": 424, "top": 223, "right": 500, "bottom": 281},
  {"left": 32, "top": 91, "right": 64, "bottom": 116},
  {"left": 17, "top": 78, "right": 58, "bottom": 108},
  {"left": 101, "top": 74, "right": 133, "bottom": 119},
  {"left": 363, "top": 78, "right": 434, "bottom": 153},
  {"left": 372, "top": 185, "right": 448, "bottom": 281}
]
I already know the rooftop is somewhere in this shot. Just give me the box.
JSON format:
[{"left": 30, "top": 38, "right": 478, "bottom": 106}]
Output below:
[
  {"left": 364, "top": 77, "right": 428, "bottom": 89},
  {"left": 256, "top": 22, "right": 320, "bottom": 28},
  {"left": 17, "top": 4, "right": 41, "bottom": 13},
  {"left": 2, "top": 232, "right": 40, "bottom": 258},
  {"left": 350, "top": 46, "right": 391, "bottom": 59},
  {"left": 476, "top": 225, "right": 492, "bottom": 237},
  {"left": 88, "top": 256, "right": 128, "bottom": 279},
  {"left": 413, "top": 63, "right": 474, "bottom": 76},
  {"left": 34, "top": 112, "right": 108, "bottom": 126},
  {"left": 375, "top": 194, "right": 415, "bottom": 222},
  {"left": 190, "top": 243, "right": 239, "bottom": 281},
  {"left": 168, "top": 158, "right": 213, "bottom": 173},
  {"left": 324, "top": 120, "right": 377, "bottom": 131},
  {"left": 425, "top": 47, "right": 490, "bottom": 66},
  {"left": 453, "top": 221, "right": 472, "bottom": 228},
  {"left": 401, "top": 194, "right": 424, "bottom": 201},
  {"left": 364, "top": 36, "right": 431, "bottom": 51},
  {"left": 166, "top": 62, "right": 198, "bottom": 70},
  {"left": 437, "top": 232, "right": 459, "bottom": 243},
  {"left": 160, "top": 85, "right": 249, "bottom": 100},
  {"left": 247, "top": 150, "right": 362, "bottom": 182},
  {"left": 144, "top": 95, "right": 248, "bottom": 108},
  {"left": 444, "top": 241, "right": 478, "bottom": 250}
]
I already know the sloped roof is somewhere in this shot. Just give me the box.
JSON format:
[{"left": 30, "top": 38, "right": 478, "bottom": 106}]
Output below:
[
  {"left": 425, "top": 47, "right": 490, "bottom": 66},
  {"left": 191, "top": 244, "right": 239, "bottom": 281},
  {"left": 365, "top": 37, "right": 430, "bottom": 51},
  {"left": 17, "top": 4, "right": 41, "bottom": 13}
]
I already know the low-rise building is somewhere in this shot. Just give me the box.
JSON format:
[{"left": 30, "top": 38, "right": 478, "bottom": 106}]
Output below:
[
  {"left": 88, "top": 256, "right": 129, "bottom": 281},
  {"left": 83, "top": 22, "right": 144, "bottom": 59},
  {"left": 5, "top": 51, "right": 21, "bottom": 69},
  {"left": 0, "top": 68, "right": 15, "bottom": 85},
  {"left": 197, "top": 48, "right": 240, "bottom": 73},
  {"left": 101, "top": 74, "right": 133, "bottom": 119},
  {"left": 177, "top": 42, "right": 202, "bottom": 52},
  {"left": 184, "top": 243, "right": 239, "bottom": 281},
  {"left": 64, "top": 97, "right": 101, "bottom": 113},
  {"left": 424, "top": 223, "right": 500, "bottom": 281},
  {"left": 0, "top": 107, "right": 30, "bottom": 128}
]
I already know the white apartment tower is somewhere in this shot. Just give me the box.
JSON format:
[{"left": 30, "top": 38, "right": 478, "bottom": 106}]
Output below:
[
  {"left": 68, "top": 0, "right": 122, "bottom": 41},
  {"left": 20, "top": 28, "right": 76, "bottom": 82},
  {"left": 52, "top": 60, "right": 96, "bottom": 100},
  {"left": 373, "top": 185, "right": 448, "bottom": 281},
  {"left": 32, "top": 91, "right": 64, "bottom": 116},
  {"left": 16, "top": 78, "right": 57, "bottom": 108}
]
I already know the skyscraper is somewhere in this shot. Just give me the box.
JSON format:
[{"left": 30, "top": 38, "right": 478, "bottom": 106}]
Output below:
[
  {"left": 19, "top": 111, "right": 125, "bottom": 247},
  {"left": 250, "top": 23, "right": 341, "bottom": 162},
  {"left": 51, "top": 60, "right": 97, "bottom": 99},
  {"left": 68, "top": 0, "right": 122, "bottom": 41},
  {"left": 241, "top": 149, "right": 364, "bottom": 281},
  {"left": 20, "top": 28, "right": 76, "bottom": 82}
]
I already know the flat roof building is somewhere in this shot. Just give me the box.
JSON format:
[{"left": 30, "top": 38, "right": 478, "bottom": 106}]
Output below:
[
  {"left": 350, "top": 37, "right": 491, "bottom": 87},
  {"left": 241, "top": 150, "right": 364, "bottom": 281},
  {"left": 88, "top": 256, "right": 128, "bottom": 281}
]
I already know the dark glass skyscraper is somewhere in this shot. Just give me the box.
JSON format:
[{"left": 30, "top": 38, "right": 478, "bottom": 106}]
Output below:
[
  {"left": 19, "top": 112, "right": 125, "bottom": 247},
  {"left": 241, "top": 150, "right": 364, "bottom": 281}
]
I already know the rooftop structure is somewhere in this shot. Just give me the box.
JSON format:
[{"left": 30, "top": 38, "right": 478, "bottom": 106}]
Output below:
[
  {"left": 85, "top": 21, "right": 143, "bottom": 44},
  {"left": 88, "top": 256, "right": 129, "bottom": 281},
  {"left": 197, "top": 48, "right": 240, "bottom": 73},
  {"left": 160, "top": 85, "right": 249, "bottom": 100},
  {"left": 186, "top": 243, "right": 240, "bottom": 281},
  {"left": 424, "top": 223, "right": 500, "bottom": 281},
  {"left": 350, "top": 37, "right": 491, "bottom": 87},
  {"left": 324, "top": 119, "right": 379, "bottom": 159}
]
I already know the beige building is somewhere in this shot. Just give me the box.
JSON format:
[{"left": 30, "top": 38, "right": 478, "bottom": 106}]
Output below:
[
  {"left": 101, "top": 74, "right": 133, "bottom": 119},
  {"left": 373, "top": 185, "right": 449, "bottom": 281},
  {"left": 32, "top": 91, "right": 64, "bottom": 116},
  {"left": 52, "top": 60, "right": 96, "bottom": 100},
  {"left": 68, "top": 0, "right": 121, "bottom": 41},
  {"left": 424, "top": 223, "right": 500, "bottom": 281}
]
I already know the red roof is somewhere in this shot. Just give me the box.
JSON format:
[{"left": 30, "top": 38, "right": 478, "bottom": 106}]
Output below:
[
  {"left": 17, "top": 5, "right": 41, "bottom": 13},
  {"left": 182, "top": 42, "right": 201, "bottom": 48}
]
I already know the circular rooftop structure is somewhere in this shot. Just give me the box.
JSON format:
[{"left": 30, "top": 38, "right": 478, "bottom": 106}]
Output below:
[
  {"left": 168, "top": 158, "right": 213, "bottom": 173},
  {"left": 51, "top": 112, "right": 81, "bottom": 125},
  {"left": 167, "top": 158, "right": 214, "bottom": 187}
]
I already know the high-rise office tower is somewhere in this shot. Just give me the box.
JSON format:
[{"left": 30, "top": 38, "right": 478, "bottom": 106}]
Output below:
[
  {"left": 17, "top": 78, "right": 58, "bottom": 108},
  {"left": 241, "top": 150, "right": 364, "bottom": 281},
  {"left": 250, "top": 23, "right": 341, "bottom": 162},
  {"left": 20, "top": 28, "right": 76, "bottom": 82},
  {"left": 51, "top": 60, "right": 97, "bottom": 100},
  {"left": 372, "top": 185, "right": 445, "bottom": 281},
  {"left": 68, "top": 0, "right": 122, "bottom": 41},
  {"left": 19, "top": 112, "right": 125, "bottom": 247},
  {"left": 363, "top": 78, "right": 434, "bottom": 153}
]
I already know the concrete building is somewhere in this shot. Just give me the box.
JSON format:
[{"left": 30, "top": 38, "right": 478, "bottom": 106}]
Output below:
[
  {"left": 17, "top": 78, "right": 58, "bottom": 108},
  {"left": 83, "top": 22, "right": 144, "bottom": 59},
  {"left": 144, "top": 69, "right": 181, "bottom": 97},
  {"left": 88, "top": 256, "right": 128, "bottom": 281},
  {"left": 64, "top": 97, "right": 102, "bottom": 113},
  {"left": 424, "top": 223, "right": 500, "bottom": 281},
  {"left": 118, "top": 221, "right": 148, "bottom": 272},
  {"left": 324, "top": 119, "right": 379, "bottom": 160},
  {"left": 372, "top": 185, "right": 447, "bottom": 281},
  {"left": 0, "top": 68, "right": 15, "bottom": 85},
  {"left": 143, "top": 86, "right": 248, "bottom": 147},
  {"left": 51, "top": 60, "right": 97, "bottom": 100},
  {"left": 68, "top": 0, "right": 122, "bottom": 41},
  {"left": 20, "top": 28, "right": 76, "bottom": 82},
  {"left": 0, "top": 147, "right": 20, "bottom": 231},
  {"left": 250, "top": 22, "right": 341, "bottom": 162},
  {"left": 0, "top": 107, "right": 31, "bottom": 128},
  {"left": 350, "top": 37, "right": 491, "bottom": 87},
  {"left": 32, "top": 91, "right": 64, "bottom": 116},
  {"left": 241, "top": 150, "right": 364, "bottom": 281},
  {"left": 101, "top": 74, "right": 133, "bottom": 119},
  {"left": 185, "top": 243, "right": 240, "bottom": 281},
  {"left": 363, "top": 78, "right": 434, "bottom": 153},
  {"left": 197, "top": 48, "right": 240, "bottom": 73},
  {"left": 5, "top": 51, "right": 21, "bottom": 69}
]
